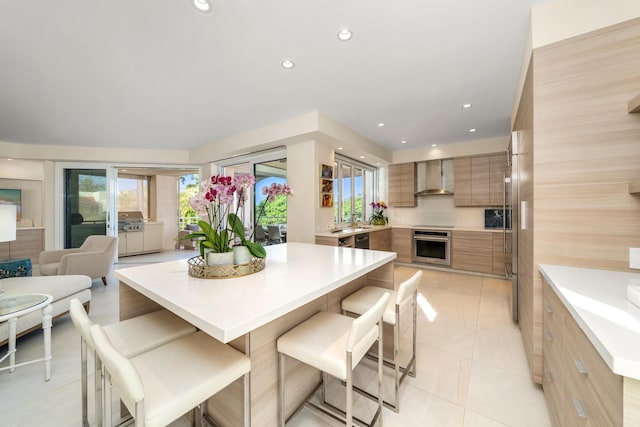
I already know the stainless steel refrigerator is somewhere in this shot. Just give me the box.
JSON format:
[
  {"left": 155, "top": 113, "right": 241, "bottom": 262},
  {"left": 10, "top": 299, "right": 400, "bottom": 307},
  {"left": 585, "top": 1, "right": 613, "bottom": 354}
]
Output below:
[{"left": 506, "top": 131, "right": 519, "bottom": 322}]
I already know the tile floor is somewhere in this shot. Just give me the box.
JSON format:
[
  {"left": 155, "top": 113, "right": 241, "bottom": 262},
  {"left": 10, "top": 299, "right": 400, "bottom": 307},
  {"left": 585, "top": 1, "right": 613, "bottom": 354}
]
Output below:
[{"left": 0, "top": 251, "right": 551, "bottom": 427}]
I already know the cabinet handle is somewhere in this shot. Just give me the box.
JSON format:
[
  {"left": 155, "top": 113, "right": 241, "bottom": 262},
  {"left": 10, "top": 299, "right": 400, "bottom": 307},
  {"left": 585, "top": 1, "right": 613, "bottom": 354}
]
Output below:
[
  {"left": 572, "top": 397, "right": 588, "bottom": 418},
  {"left": 573, "top": 357, "right": 588, "bottom": 375},
  {"left": 545, "top": 371, "right": 554, "bottom": 383},
  {"left": 544, "top": 304, "right": 553, "bottom": 314},
  {"left": 544, "top": 331, "right": 554, "bottom": 341}
]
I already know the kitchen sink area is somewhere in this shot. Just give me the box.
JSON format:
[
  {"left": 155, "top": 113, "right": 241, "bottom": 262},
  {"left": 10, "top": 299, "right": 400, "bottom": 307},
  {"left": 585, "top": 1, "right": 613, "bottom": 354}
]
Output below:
[{"left": 329, "top": 225, "right": 372, "bottom": 234}]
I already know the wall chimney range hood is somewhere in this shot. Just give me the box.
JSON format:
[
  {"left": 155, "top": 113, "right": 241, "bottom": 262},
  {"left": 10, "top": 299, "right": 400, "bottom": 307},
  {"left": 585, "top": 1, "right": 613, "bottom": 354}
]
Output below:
[{"left": 414, "top": 159, "right": 454, "bottom": 196}]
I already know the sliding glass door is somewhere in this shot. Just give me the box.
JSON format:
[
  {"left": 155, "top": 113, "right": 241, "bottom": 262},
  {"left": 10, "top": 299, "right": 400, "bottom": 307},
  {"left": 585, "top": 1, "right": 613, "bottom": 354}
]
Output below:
[{"left": 64, "top": 168, "right": 108, "bottom": 248}]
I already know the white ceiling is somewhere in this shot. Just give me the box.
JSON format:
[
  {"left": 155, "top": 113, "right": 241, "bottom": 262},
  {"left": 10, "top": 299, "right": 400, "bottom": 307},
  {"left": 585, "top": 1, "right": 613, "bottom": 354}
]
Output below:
[{"left": 0, "top": 0, "right": 545, "bottom": 154}]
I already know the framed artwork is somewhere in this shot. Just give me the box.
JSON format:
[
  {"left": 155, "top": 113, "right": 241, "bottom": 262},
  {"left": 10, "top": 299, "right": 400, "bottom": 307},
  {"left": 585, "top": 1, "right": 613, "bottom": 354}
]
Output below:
[
  {"left": 321, "top": 193, "right": 333, "bottom": 207},
  {"left": 320, "top": 164, "right": 333, "bottom": 179},
  {"left": 320, "top": 179, "right": 333, "bottom": 193}
]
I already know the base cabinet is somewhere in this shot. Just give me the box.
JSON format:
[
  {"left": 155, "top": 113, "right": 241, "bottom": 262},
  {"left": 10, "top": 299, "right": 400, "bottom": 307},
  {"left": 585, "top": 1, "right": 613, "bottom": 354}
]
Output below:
[
  {"left": 118, "top": 223, "right": 164, "bottom": 256},
  {"left": 451, "top": 231, "right": 493, "bottom": 274},
  {"left": 392, "top": 228, "right": 412, "bottom": 263},
  {"left": 0, "top": 228, "right": 44, "bottom": 263},
  {"left": 542, "top": 279, "right": 623, "bottom": 426}
]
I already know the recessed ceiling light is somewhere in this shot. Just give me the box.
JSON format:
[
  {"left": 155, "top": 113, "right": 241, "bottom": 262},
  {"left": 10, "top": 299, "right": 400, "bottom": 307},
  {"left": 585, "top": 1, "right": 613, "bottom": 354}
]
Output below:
[
  {"left": 432, "top": 144, "right": 438, "bottom": 147},
  {"left": 401, "top": 140, "right": 407, "bottom": 144},
  {"left": 469, "top": 128, "right": 477, "bottom": 133},
  {"left": 377, "top": 123, "right": 385, "bottom": 127},
  {"left": 7, "top": 158, "right": 14, "bottom": 161},
  {"left": 462, "top": 103, "right": 472, "bottom": 109},
  {"left": 359, "top": 156, "right": 365, "bottom": 159},
  {"left": 376, "top": 162, "right": 381, "bottom": 166},
  {"left": 337, "top": 147, "right": 344, "bottom": 150},
  {"left": 193, "top": 0, "right": 212, "bottom": 13},
  {"left": 281, "top": 60, "right": 295, "bottom": 69},
  {"left": 337, "top": 29, "right": 353, "bottom": 41}
]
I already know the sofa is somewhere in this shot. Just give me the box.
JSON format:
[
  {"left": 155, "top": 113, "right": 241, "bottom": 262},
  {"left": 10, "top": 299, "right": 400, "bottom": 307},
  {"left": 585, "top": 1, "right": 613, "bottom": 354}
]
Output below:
[{"left": 0, "top": 275, "right": 92, "bottom": 346}]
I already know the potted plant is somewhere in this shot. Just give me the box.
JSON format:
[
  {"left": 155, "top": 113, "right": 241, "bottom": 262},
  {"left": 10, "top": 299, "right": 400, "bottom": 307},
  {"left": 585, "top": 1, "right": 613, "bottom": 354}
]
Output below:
[{"left": 369, "top": 201, "right": 388, "bottom": 225}]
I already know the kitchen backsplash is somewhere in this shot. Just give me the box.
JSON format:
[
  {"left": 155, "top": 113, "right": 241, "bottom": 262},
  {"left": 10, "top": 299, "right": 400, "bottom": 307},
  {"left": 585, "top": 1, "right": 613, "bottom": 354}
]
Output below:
[{"left": 388, "top": 196, "right": 485, "bottom": 228}]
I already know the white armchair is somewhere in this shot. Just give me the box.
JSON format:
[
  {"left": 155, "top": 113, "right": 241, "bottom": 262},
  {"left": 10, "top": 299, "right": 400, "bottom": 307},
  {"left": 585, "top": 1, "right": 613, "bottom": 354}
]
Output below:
[{"left": 39, "top": 235, "right": 118, "bottom": 286}]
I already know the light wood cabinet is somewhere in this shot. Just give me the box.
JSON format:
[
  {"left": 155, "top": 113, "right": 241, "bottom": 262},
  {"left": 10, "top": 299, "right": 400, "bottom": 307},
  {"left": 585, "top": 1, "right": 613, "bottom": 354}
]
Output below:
[
  {"left": 454, "top": 154, "right": 507, "bottom": 207},
  {"left": 388, "top": 163, "right": 416, "bottom": 207},
  {"left": 542, "top": 279, "right": 623, "bottom": 426},
  {"left": 0, "top": 229, "right": 44, "bottom": 263},
  {"left": 492, "top": 232, "right": 507, "bottom": 276},
  {"left": 369, "top": 228, "right": 392, "bottom": 251},
  {"left": 143, "top": 223, "right": 163, "bottom": 252},
  {"left": 391, "top": 228, "right": 412, "bottom": 263},
  {"left": 628, "top": 92, "right": 640, "bottom": 113},
  {"left": 451, "top": 231, "right": 493, "bottom": 274}
]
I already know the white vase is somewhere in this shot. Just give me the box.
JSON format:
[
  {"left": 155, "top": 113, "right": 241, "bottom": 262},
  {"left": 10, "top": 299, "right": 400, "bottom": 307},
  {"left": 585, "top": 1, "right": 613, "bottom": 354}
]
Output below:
[
  {"left": 207, "top": 250, "right": 235, "bottom": 267},
  {"left": 233, "top": 246, "right": 252, "bottom": 265}
]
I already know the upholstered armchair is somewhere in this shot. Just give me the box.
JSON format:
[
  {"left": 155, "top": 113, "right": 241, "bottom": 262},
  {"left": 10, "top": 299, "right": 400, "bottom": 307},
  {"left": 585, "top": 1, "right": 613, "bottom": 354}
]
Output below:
[{"left": 39, "top": 235, "right": 118, "bottom": 286}]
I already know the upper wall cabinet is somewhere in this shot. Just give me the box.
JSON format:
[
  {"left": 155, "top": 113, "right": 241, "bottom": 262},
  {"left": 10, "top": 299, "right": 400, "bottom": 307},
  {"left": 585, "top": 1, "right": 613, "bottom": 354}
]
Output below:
[
  {"left": 454, "top": 153, "right": 507, "bottom": 207},
  {"left": 388, "top": 162, "right": 416, "bottom": 207}
]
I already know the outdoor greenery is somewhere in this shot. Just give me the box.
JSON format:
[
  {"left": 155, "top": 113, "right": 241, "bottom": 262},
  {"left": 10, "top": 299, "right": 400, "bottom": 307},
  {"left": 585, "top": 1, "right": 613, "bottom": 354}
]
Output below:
[
  {"left": 256, "top": 196, "right": 287, "bottom": 226},
  {"left": 179, "top": 175, "right": 199, "bottom": 226},
  {"left": 337, "top": 196, "right": 363, "bottom": 223}
]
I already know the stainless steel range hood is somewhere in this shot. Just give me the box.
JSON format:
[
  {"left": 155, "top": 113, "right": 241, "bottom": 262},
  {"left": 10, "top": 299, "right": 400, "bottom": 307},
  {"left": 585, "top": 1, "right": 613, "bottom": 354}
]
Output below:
[{"left": 415, "top": 159, "right": 454, "bottom": 196}]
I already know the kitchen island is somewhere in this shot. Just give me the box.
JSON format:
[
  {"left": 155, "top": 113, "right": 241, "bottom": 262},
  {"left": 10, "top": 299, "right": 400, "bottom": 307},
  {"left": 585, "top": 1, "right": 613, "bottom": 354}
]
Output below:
[{"left": 115, "top": 242, "right": 396, "bottom": 426}]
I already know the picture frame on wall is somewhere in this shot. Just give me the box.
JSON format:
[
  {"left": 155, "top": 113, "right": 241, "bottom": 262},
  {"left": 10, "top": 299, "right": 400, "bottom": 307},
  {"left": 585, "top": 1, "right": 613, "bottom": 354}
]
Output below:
[
  {"left": 320, "top": 179, "right": 333, "bottom": 193},
  {"left": 320, "top": 164, "right": 333, "bottom": 179},
  {"left": 321, "top": 193, "right": 333, "bottom": 207}
]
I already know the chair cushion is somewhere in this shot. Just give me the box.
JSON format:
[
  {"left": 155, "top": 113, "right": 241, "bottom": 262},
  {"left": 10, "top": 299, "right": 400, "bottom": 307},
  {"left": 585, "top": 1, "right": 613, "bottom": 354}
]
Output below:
[
  {"left": 39, "top": 263, "right": 60, "bottom": 276},
  {"left": 342, "top": 286, "right": 398, "bottom": 325},
  {"left": 277, "top": 311, "right": 377, "bottom": 381},
  {"left": 104, "top": 309, "right": 197, "bottom": 358},
  {"left": 0, "top": 258, "right": 32, "bottom": 278},
  {"left": 127, "top": 331, "right": 251, "bottom": 427}
]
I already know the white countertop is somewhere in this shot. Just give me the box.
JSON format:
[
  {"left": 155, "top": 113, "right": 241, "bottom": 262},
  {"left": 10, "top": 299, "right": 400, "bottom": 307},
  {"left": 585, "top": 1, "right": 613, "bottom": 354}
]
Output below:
[
  {"left": 115, "top": 242, "right": 396, "bottom": 343},
  {"left": 315, "top": 225, "right": 391, "bottom": 238},
  {"left": 538, "top": 264, "right": 640, "bottom": 380},
  {"left": 387, "top": 224, "right": 505, "bottom": 233}
]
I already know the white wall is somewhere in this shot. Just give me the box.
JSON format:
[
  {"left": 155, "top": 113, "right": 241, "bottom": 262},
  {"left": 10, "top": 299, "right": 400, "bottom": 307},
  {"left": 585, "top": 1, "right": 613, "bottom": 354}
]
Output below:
[
  {"left": 392, "top": 136, "right": 509, "bottom": 164},
  {"left": 390, "top": 198, "right": 485, "bottom": 228},
  {"left": 286, "top": 140, "right": 319, "bottom": 243},
  {"left": 0, "top": 159, "right": 45, "bottom": 227},
  {"left": 154, "top": 175, "right": 179, "bottom": 250}
]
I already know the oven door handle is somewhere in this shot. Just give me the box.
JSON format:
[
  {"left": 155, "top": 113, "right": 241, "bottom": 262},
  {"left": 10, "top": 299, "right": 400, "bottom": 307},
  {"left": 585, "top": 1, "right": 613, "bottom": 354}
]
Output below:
[{"left": 413, "top": 236, "right": 450, "bottom": 242}]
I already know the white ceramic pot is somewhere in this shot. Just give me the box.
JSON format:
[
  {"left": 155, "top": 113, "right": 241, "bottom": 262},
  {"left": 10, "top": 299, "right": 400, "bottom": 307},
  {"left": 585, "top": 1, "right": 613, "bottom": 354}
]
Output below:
[
  {"left": 207, "top": 250, "right": 235, "bottom": 267},
  {"left": 233, "top": 246, "right": 252, "bottom": 265}
]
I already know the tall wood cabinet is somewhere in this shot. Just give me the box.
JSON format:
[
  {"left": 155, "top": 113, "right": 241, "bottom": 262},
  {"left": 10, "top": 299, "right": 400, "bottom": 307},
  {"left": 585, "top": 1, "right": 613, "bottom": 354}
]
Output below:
[{"left": 388, "top": 163, "right": 416, "bottom": 207}]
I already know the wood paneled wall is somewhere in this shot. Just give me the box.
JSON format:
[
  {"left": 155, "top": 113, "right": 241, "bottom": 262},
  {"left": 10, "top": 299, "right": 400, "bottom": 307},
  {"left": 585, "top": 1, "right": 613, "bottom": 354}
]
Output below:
[{"left": 516, "top": 17, "right": 640, "bottom": 383}]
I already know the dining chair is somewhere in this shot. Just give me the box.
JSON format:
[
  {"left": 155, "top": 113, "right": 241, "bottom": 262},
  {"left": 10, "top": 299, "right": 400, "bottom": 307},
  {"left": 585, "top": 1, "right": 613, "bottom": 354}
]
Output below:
[
  {"left": 341, "top": 270, "right": 422, "bottom": 412},
  {"left": 69, "top": 299, "right": 197, "bottom": 427},
  {"left": 91, "top": 324, "right": 251, "bottom": 427},
  {"left": 267, "top": 225, "right": 282, "bottom": 244},
  {"left": 277, "top": 292, "right": 390, "bottom": 426}
]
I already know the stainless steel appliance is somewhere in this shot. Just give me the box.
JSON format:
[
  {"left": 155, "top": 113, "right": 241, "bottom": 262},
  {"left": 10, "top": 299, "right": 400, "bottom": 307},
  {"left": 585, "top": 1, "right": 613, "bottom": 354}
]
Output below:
[
  {"left": 117, "top": 211, "right": 145, "bottom": 232},
  {"left": 354, "top": 233, "right": 369, "bottom": 249},
  {"left": 506, "top": 132, "right": 519, "bottom": 322},
  {"left": 412, "top": 227, "right": 452, "bottom": 266}
]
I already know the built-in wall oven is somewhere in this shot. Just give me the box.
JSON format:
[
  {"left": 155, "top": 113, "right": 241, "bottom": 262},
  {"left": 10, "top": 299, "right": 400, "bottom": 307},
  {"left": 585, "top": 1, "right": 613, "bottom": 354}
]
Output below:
[{"left": 411, "top": 227, "right": 452, "bottom": 266}]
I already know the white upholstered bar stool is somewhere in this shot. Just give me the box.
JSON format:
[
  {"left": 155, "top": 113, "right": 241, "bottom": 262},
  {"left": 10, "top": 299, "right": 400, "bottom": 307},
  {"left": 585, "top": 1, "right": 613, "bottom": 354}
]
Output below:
[
  {"left": 341, "top": 270, "right": 422, "bottom": 412},
  {"left": 90, "top": 324, "right": 251, "bottom": 427},
  {"left": 277, "top": 293, "right": 390, "bottom": 427},
  {"left": 69, "top": 299, "right": 197, "bottom": 427}
]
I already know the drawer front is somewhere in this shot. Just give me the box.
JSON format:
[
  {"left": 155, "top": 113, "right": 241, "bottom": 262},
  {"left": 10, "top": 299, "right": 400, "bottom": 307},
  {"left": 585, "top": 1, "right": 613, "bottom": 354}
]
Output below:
[
  {"left": 563, "top": 316, "right": 623, "bottom": 426},
  {"left": 543, "top": 281, "right": 564, "bottom": 343},
  {"left": 543, "top": 346, "right": 565, "bottom": 427},
  {"left": 451, "top": 253, "right": 493, "bottom": 274}
]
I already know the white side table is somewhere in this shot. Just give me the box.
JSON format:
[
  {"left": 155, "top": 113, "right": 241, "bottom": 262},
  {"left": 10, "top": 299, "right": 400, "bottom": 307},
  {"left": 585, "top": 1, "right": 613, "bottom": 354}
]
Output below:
[{"left": 0, "top": 293, "right": 53, "bottom": 381}]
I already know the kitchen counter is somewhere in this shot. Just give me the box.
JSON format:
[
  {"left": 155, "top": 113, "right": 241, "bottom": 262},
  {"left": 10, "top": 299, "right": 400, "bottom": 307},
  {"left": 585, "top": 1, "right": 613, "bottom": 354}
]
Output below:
[
  {"left": 315, "top": 224, "right": 391, "bottom": 238},
  {"left": 390, "top": 224, "right": 507, "bottom": 233},
  {"left": 538, "top": 264, "right": 640, "bottom": 380},
  {"left": 116, "top": 242, "right": 396, "bottom": 343},
  {"left": 116, "top": 242, "right": 396, "bottom": 426}
]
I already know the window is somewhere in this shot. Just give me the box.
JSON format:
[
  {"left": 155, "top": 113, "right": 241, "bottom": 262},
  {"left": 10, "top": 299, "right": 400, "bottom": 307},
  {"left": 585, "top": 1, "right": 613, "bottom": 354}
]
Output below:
[
  {"left": 117, "top": 175, "right": 149, "bottom": 218},
  {"left": 333, "top": 156, "right": 377, "bottom": 226}
]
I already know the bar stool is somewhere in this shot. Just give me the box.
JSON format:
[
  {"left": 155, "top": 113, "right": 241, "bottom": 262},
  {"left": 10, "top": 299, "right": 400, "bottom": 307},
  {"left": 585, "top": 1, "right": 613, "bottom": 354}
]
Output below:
[
  {"left": 91, "top": 324, "right": 251, "bottom": 427},
  {"left": 69, "top": 299, "right": 197, "bottom": 427},
  {"left": 341, "top": 270, "right": 422, "bottom": 412},
  {"left": 277, "top": 293, "right": 390, "bottom": 427}
]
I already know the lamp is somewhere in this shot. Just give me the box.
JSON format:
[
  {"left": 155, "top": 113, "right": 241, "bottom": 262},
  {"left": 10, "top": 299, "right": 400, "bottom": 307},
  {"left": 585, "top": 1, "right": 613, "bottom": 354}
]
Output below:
[
  {"left": 0, "top": 205, "right": 17, "bottom": 298},
  {"left": 0, "top": 205, "right": 17, "bottom": 243}
]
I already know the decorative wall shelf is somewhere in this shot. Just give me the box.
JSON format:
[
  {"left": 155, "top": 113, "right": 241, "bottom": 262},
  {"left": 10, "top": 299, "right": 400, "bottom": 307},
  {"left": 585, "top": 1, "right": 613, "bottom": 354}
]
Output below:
[{"left": 629, "top": 93, "right": 640, "bottom": 113}]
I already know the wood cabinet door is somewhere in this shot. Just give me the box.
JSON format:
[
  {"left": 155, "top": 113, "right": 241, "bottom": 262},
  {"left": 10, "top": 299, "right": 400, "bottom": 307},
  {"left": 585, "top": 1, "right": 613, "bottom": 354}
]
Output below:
[
  {"left": 454, "top": 157, "right": 472, "bottom": 206},
  {"left": 489, "top": 153, "right": 508, "bottom": 206},
  {"left": 392, "top": 228, "right": 412, "bottom": 263},
  {"left": 471, "top": 155, "right": 490, "bottom": 206},
  {"left": 370, "top": 228, "right": 392, "bottom": 251},
  {"left": 388, "top": 163, "right": 416, "bottom": 207}
]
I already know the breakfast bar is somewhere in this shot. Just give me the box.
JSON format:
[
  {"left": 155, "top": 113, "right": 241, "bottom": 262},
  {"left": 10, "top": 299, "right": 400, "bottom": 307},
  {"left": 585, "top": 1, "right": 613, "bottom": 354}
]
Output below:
[{"left": 115, "top": 242, "right": 396, "bottom": 426}]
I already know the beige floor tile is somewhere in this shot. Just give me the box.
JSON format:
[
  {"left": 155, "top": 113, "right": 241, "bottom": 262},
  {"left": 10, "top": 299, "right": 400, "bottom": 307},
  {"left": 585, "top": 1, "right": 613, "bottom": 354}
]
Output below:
[
  {"left": 472, "top": 329, "right": 530, "bottom": 376},
  {"left": 413, "top": 344, "right": 472, "bottom": 405},
  {"left": 466, "top": 360, "right": 551, "bottom": 427},
  {"left": 417, "top": 321, "right": 477, "bottom": 358},
  {"left": 463, "top": 410, "right": 509, "bottom": 427},
  {"left": 383, "top": 383, "right": 466, "bottom": 427}
]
